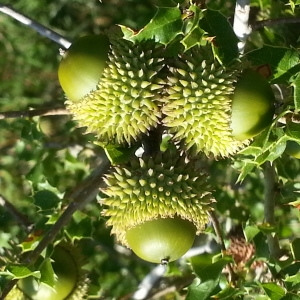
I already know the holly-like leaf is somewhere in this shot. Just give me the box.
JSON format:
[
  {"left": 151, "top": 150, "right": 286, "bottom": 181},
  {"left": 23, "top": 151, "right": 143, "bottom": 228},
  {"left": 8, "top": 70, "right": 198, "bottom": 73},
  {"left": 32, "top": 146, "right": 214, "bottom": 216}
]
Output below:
[
  {"left": 65, "top": 211, "right": 93, "bottom": 241},
  {"left": 121, "top": 6, "right": 183, "bottom": 45},
  {"left": 188, "top": 256, "right": 232, "bottom": 300},
  {"left": 246, "top": 46, "right": 300, "bottom": 84},
  {"left": 40, "top": 257, "right": 55, "bottom": 288},
  {"left": 33, "top": 190, "right": 60, "bottom": 212},
  {"left": 181, "top": 5, "right": 206, "bottom": 51},
  {"left": 186, "top": 279, "right": 219, "bottom": 300},
  {"left": 259, "top": 282, "right": 285, "bottom": 300},
  {"left": 104, "top": 144, "right": 138, "bottom": 165},
  {"left": 199, "top": 9, "right": 239, "bottom": 65},
  {"left": 3, "top": 264, "right": 40, "bottom": 280},
  {"left": 192, "top": 256, "right": 232, "bottom": 282}
]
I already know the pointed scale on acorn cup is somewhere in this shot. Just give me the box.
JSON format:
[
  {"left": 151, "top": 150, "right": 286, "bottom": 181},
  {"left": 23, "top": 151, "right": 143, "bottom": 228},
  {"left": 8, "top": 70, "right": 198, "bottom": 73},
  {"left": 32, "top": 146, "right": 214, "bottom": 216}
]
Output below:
[
  {"left": 162, "top": 44, "right": 275, "bottom": 158},
  {"left": 66, "top": 33, "right": 166, "bottom": 146}
]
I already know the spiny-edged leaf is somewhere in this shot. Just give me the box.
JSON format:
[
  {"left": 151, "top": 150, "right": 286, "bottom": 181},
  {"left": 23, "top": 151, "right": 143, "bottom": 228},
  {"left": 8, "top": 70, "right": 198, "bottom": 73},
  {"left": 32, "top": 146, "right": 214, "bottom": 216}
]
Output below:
[
  {"left": 244, "top": 224, "right": 260, "bottom": 242},
  {"left": 238, "top": 145, "right": 264, "bottom": 157},
  {"left": 181, "top": 4, "right": 206, "bottom": 51},
  {"left": 291, "top": 72, "right": 300, "bottom": 111},
  {"left": 253, "top": 232, "right": 270, "bottom": 259},
  {"left": 285, "top": 273, "right": 300, "bottom": 287},
  {"left": 281, "top": 293, "right": 300, "bottom": 300},
  {"left": 286, "top": 122, "right": 300, "bottom": 140},
  {"left": 257, "top": 223, "right": 277, "bottom": 234},
  {"left": 190, "top": 253, "right": 215, "bottom": 273},
  {"left": 265, "top": 137, "right": 287, "bottom": 161},
  {"left": 199, "top": 9, "right": 239, "bottom": 65},
  {"left": 181, "top": 26, "right": 206, "bottom": 51},
  {"left": 121, "top": 6, "right": 183, "bottom": 45},
  {"left": 235, "top": 120, "right": 288, "bottom": 182},
  {"left": 192, "top": 256, "right": 233, "bottom": 281},
  {"left": 65, "top": 211, "right": 93, "bottom": 241},
  {"left": 246, "top": 46, "right": 300, "bottom": 84},
  {"left": 104, "top": 144, "right": 138, "bottom": 165},
  {"left": 40, "top": 257, "right": 55, "bottom": 288},
  {"left": 236, "top": 160, "right": 257, "bottom": 182},
  {"left": 259, "top": 282, "right": 285, "bottom": 300},
  {"left": 5, "top": 264, "right": 40, "bottom": 280},
  {"left": 212, "top": 283, "right": 246, "bottom": 299},
  {"left": 288, "top": 198, "right": 300, "bottom": 210},
  {"left": 186, "top": 279, "right": 219, "bottom": 300},
  {"left": 21, "top": 228, "right": 45, "bottom": 252},
  {"left": 33, "top": 190, "right": 60, "bottom": 212}
]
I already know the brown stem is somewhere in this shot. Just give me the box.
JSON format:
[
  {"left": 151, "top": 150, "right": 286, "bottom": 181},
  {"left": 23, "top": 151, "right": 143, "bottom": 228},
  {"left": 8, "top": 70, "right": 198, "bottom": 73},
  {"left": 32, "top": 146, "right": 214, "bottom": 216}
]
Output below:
[
  {"left": 263, "top": 161, "right": 281, "bottom": 259},
  {"left": 0, "top": 194, "right": 32, "bottom": 232},
  {"left": 0, "top": 107, "right": 69, "bottom": 120},
  {"left": 208, "top": 210, "right": 236, "bottom": 283},
  {"left": 252, "top": 16, "right": 300, "bottom": 30}
]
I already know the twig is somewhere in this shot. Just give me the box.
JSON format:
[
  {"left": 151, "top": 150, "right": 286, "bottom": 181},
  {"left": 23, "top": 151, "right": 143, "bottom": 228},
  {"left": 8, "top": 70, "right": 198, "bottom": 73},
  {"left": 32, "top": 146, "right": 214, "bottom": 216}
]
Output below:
[
  {"left": 263, "top": 161, "right": 281, "bottom": 259},
  {"left": 0, "top": 157, "right": 110, "bottom": 299},
  {"left": 252, "top": 16, "right": 300, "bottom": 30},
  {"left": 0, "top": 4, "right": 71, "bottom": 49},
  {"left": 0, "top": 194, "right": 32, "bottom": 232},
  {"left": 208, "top": 210, "right": 236, "bottom": 282},
  {"left": 0, "top": 107, "right": 69, "bottom": 120},
  {"left": 233, "top": 0, "right": 252, "bottom": 53}
]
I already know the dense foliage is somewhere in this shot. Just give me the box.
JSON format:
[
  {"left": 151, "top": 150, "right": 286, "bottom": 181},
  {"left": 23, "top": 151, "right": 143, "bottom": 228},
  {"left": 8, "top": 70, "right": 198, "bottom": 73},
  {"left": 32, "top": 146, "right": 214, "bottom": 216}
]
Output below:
[{"left": 1, "top": 0, "right": 300, "bottom": 299}]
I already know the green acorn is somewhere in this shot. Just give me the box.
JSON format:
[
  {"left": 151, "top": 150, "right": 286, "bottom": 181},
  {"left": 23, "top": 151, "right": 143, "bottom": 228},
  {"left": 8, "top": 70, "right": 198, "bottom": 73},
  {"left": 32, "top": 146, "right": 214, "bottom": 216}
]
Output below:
[
  {"left": 7, "top": 242, "right": 89, "bottom": 300},
  {"left": 162, "top": 44, "right": 256, "bottom": 158},
  {"left": 66, "top": 37, "right": 165, "bottom": 145},
  {"left": 100, "top": 150, "right": 214, "bottom": 263}
]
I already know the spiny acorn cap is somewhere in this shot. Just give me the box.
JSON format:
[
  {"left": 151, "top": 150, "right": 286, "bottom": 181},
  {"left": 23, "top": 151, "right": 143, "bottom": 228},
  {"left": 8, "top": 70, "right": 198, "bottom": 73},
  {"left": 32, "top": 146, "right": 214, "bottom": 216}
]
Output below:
[
  {"left": 66, "top": 38, "right": 165, "bottom": 145},
  {"left": 162, "top": 44, "right": 249, "bottom": 158},
  {"left": 100, "top": 150, "right": 214, "bottom": 247}
]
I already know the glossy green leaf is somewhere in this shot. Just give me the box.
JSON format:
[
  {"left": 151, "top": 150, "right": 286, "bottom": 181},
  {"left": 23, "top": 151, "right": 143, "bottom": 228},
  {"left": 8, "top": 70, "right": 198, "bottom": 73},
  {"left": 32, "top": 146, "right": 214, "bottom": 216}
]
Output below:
[
  {"left": 260, "top": 282, "right": 285, "bottom": 300},
  {"left": 121, "top": 6, "right": 183, "bottom": 45},
  {"left": 246, "top": 46, "right": 300, "bottom": 84},
  {"left": 104, "top": 144, "right": 138, "bottom": 165},
  {"left": 65, "top": 211, "right": 93, "bottom": 241},
  {"left": 199, "top": 9, "right": 239, "bottom": 64},
  {"left": 186, "top": 279, "right": 219, "bottom": 300},
  {"left": 5, "top": 264, "right": 40, "bottom": 280},
  {"left": 40, "top": 257, "right": 55, "bottom": 288},
  {"left": 181, "top": 5, "right": 206, "bottom": 50},
  {"left": 33, "top": 190, "right": 60, "bottom": 212}
]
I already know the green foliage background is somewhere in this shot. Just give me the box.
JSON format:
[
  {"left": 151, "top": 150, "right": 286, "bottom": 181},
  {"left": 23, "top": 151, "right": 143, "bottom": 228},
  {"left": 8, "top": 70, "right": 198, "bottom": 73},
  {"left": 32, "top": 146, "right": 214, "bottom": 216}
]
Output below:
[{"left": 1, "top": 0, "right": 300, "bottom": 299}]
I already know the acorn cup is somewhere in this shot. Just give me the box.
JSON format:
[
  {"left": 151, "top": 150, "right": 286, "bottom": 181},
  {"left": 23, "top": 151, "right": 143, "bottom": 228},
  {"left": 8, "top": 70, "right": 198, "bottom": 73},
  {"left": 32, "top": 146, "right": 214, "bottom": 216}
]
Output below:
[
  {"left": 66, "top": 36, "right": 166, "bottom": 146},
  {"left": 100, "top": 150, "right": 215, "bottom": 264},
  {"left": 162, "top": 44, "right": 275, "bottom": 158}
]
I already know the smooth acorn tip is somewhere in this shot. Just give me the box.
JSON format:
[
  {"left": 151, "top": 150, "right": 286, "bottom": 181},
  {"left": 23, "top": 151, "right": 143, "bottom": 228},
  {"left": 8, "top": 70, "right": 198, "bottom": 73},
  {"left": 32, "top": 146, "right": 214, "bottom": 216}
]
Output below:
[{"left": 125, "top": 216, "right": 197, "bottom": 264}]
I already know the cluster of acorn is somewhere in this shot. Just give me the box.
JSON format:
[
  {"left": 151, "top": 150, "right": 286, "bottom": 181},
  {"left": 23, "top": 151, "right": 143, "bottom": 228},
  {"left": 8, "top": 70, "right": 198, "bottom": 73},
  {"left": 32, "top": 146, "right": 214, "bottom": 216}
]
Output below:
[{"left": 57, "top": 31, "right": 275, "bottom": 265}]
